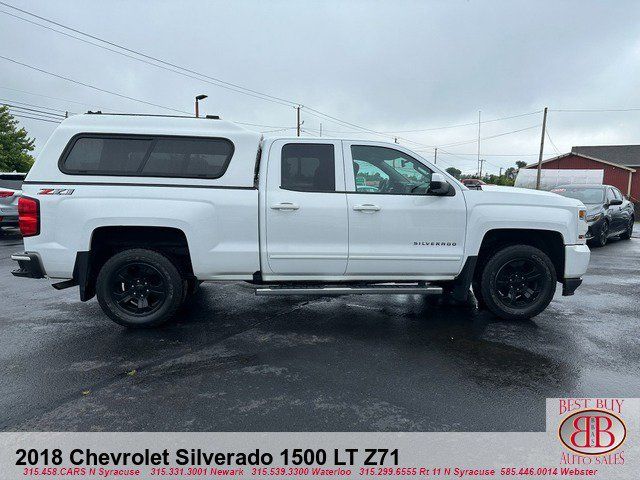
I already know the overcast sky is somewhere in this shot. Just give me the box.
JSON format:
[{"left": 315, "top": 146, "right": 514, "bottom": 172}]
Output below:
[{"left": 2, "top": 0, "right": 640, "bottom": 174}]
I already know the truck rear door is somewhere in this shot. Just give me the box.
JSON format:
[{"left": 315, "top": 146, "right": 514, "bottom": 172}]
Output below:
[{"left": 263, "top": 139, "right": 348, "bottom": 277}]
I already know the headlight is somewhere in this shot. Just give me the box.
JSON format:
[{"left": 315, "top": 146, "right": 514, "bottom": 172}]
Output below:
[{"left": 586, "top": 212, "right": 604, "bottom": 222}]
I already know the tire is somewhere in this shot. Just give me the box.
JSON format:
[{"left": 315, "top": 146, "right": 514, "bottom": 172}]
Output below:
[
  {"left": 590, "top": 221, "right": 609, "bottom": 248},
  {"left": 620, "top": 217, "right": 634, "bottom": 240},
  {"left": 96, "top": 248, "right": 184, "bottom": 328},
  {"left": 479, "top": 245, "right": 556, "bottom": 321}
]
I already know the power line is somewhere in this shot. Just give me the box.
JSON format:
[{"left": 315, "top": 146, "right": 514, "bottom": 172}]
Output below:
[
  {"left": 436, "top": 124, "right": 541, "bottom": 148},
  {"left": 551, "top": 107, "right": 640, "bottom": 112},
  {"left": 0, "top": 2, "right": 434, "bottom": 147},
  {"left": 234, "top": 121, "right": 291, "bottom": 129},
  {"left": 0, "top": 3, "right": 296, "bottom": 108},
  {"left": 382, "top": 110, "right": 542, "bottom": 133},
  {"left": 2, "top": 103, "right": 66, "bottom": 118},
  {"left": 439, "top": 152, "right": 540, "bottom": 157},
  {"left": 0, "top": 85, "right": 117, "bottom": 109},
  {"left": 0, "top": 97, "right": 67, "bottom": 114},
  {"left": 0, "top": 90, "right": 292, "bottom": 129},
  {"left": 0, "top": 55, "right": 190, "bottom": 114},
  {"left": 11, "top": 113, "right": 62, "bottom": 124},
  {"left": 545, "top": 128, "right": 561, "bottom": 155},
  {"left": 260, "top": 127, "right": 296, "bottom": 134}
]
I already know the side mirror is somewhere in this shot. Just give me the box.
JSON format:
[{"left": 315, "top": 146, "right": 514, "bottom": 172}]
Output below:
[
  {"left": 609, "top": 198, "right": 623, "bottom": 206},
  {"left": 428, "top": 173, "right": 452, "bottom": 196}
]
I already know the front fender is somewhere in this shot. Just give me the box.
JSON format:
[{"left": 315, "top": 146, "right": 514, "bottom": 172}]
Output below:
[{"left": 465, "top": 204, "right": 574, "bottom": 255}]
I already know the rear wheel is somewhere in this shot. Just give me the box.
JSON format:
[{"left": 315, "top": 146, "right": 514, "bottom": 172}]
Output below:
[
  {"left": 479, "top": 245, "right": 556, "bottom": 321},
  {"left": 96, "top": 248, "right": 184, "bottom": 328},
  {"left": 620, "top": 217, "right": 634, "bottom": 240}
]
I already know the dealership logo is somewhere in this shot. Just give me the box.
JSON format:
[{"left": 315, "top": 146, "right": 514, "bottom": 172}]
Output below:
[{"left": 558, "top": 408, "right": 627, "bottom": 456}]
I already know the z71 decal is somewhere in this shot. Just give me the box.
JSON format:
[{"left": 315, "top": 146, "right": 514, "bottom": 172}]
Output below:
[{"left": 38, "top": 188, "right": 75, "bottom": 195}]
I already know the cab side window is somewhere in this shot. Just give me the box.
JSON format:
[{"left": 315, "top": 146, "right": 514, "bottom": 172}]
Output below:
[
  {"left": 281, "top": 143, "right": 335, "bottom": 192},
  {"left": 350, "top": 145, "right": 432, "bottom": 194},
  {"left": 606, "top": 188, "right": 617, "bottom": 203}
]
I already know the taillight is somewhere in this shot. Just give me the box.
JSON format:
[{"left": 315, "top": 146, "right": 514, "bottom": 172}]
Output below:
[
  {"left": 0, "top": 190, "right": 14, "bottom": 198},
  {"left": 18, "top": 196, "right": 40, "bottom": 237}
]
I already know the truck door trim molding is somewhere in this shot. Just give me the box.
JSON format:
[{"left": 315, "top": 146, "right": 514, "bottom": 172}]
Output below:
[{"left": 349, "top": 255, "right": 462, "bottom": 261}]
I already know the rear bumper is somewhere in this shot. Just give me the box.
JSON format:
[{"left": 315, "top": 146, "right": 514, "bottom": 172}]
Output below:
[
  {"left": 562, "top": 244, "right": 590, "bottom": 296},
  {"left": 10, "top": 252, "right": 46, "bottom": 279}
]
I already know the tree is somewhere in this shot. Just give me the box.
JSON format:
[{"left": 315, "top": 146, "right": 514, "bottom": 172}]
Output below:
[
  {"left": 0, "top": 106, "right": 35, "bottom": 172},
  {"left": 445, "top": 166, "right": 461, "bottom": 179},
  {"left": 515, "top": 160, "right": 527, "bottom": 169},
  {"left": 504, "top": 166, "right": 517, "bottom": 180}
]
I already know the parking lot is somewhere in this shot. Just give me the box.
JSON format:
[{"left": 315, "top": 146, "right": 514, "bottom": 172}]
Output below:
[{"left": 1, "top": 226, "right": 639, "bottom": 432}]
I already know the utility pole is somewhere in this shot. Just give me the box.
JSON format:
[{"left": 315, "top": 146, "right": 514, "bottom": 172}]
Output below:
[
  {"left": 296, "top": 106, "right": 301, "bottom": 137},
  {"left": 499, "top": 167, "right": 503, "bottom": 178},
  {"left": 319, "top": 123, "right": 322, "bottom": 137},
  {"left": 477, "top": 110, "right": 481, "bottom": 176},
  {"left": 479, "top": 159, "right": 485, "bottom": 177},
  {"left": 434, "top": 147, "right": 438, "bottom": 165},
  {"left": 535, "top": 107, "right": 548, "bottom": 190}
]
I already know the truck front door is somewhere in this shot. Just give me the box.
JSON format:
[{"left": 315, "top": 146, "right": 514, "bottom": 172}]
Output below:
[
  {"left": 264, "top": 139, "right": 348, "bottom": 277},
  {"left": 343, "top": 142, "right": 467, "bottom": 279}
]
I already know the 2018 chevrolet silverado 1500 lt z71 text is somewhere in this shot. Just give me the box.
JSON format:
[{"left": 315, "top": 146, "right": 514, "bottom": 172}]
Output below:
[{"left": 11, "top": 113, "right": 590, "bottom": 327}]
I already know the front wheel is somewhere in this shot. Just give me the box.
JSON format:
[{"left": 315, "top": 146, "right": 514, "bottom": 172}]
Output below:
[
  {"left": 590, "top": 221, "right": 609, "bottom": 248},
  {"left": 479, "top": 245, "right": 557, "bottom": 321},
  {"left": 96, "top": 248, "right": 185, "bottom": 328},
  {"left": 620, "top": 217, "right": 634, "bottom": 240}
]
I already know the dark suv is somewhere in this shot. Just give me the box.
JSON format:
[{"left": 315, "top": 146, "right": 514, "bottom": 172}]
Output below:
[{"left": 551, "top": 184, "right": 634, "bottom": 247}]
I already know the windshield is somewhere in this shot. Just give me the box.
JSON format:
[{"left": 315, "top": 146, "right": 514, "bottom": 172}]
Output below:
[{"left": 551, "top": 187, "right": 604, "bottom": 204}]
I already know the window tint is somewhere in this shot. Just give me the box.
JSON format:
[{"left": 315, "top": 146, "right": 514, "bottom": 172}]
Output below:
[
  {"left": 606, "top": 188, "right": 616, "bottom": 202},
  {"left": 351, "top": 145, "right": 432, "bottom": 194},
  {"left": 281, "top": 143, "right": 335, "bottom": 192},
  {"left": 63, "top": 137, "right": 151, "bottom": 174},
  {"left": 142, "top": 138, "right": 233, "bottom": 177},
  {"left": 552, "top": 187, "right": 604, "bottom": 204},
  {"left": 60, "top": 135, "right": 234, "bottom": 178}
]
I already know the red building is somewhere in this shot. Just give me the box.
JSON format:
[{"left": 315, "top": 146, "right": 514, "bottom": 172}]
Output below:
[{"left": 526, "top": 145, "right": 640, "bottom": 204}]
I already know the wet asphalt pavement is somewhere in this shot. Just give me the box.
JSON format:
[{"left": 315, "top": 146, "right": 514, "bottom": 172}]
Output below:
[{"left": 1, "top": 226, "right": 639, "bottom": 432}]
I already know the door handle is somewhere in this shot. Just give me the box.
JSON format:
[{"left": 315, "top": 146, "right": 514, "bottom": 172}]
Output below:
[
  {"left": 353, "top": 204, "right": 381, "bottom": 212},
  {"left": 271, "top": 202, "right": 300, "bottom": 211}
]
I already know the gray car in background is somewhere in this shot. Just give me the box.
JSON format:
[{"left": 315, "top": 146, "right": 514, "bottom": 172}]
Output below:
[
  {"left": 551, "top": 184, "right": 635, "bottom": 247},
  {"left": 0, "top": 173, "right": 26, "bottom": 234}
]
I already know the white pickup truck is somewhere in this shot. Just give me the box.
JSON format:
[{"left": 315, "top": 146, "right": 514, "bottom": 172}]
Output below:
[{"left": 11, "top": 113, "right": 590, "bottom": 327}]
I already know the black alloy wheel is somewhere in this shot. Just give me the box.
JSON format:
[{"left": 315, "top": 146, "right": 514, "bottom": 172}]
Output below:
[
  {"left": 494, "top": 258, "right": 544, "bottom": 309},
  {"left": 111, "top": 262, "right": 168, "bottom": 315},
  {"left": 96, "top": 249, "right": 184, "bottom": 327},
  {"left": 599, "top": 221, "right": 609, "bottom": 246},
  {"left": 479, "top": 244, "right": 556, "bottom": 321}
]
